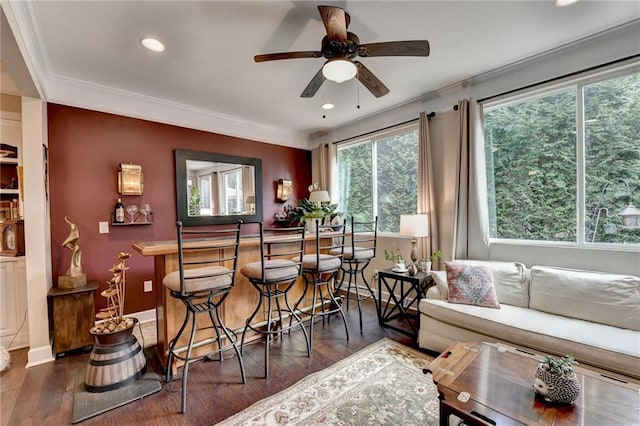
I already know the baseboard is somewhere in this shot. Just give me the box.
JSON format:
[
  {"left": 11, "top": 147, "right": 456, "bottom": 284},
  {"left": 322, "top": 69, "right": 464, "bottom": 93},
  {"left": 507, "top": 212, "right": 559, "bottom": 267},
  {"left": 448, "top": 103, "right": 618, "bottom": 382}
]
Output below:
[
  {"left": 130, "top": 309, "right": 157, "bottom": 349},
  {"left": 26, "top": 345, "right": 55, "bottom": 367},
  {"left": 131, "top": 308, "right": 156, "bottom": 324}
]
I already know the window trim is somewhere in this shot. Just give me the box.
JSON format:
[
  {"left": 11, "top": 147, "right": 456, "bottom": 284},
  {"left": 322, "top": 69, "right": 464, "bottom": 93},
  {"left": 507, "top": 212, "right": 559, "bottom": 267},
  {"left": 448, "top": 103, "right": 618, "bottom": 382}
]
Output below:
[
  {"left": 336, "top": 122, "right": 419, "bottom": 234},
  {"left": 483, "top": 60, "right": 640, "bottom": 248}
]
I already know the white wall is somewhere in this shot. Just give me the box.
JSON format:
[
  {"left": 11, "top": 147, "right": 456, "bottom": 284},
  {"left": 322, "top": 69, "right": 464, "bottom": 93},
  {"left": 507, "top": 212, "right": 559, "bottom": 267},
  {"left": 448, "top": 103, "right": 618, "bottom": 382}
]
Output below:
[
  {"left": 312, "top": 20, "right": 640, "bottom": 276},
  {"left": 22, "top": 96, "right": 53, "bottom": 367}
]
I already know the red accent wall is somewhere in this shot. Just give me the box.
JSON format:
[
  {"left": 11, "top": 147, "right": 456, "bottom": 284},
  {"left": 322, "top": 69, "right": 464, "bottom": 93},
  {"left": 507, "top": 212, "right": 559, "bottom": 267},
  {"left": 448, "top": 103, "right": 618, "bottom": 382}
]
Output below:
[{"left": 47, "top": 104, "right": 311, "bottom": 314}]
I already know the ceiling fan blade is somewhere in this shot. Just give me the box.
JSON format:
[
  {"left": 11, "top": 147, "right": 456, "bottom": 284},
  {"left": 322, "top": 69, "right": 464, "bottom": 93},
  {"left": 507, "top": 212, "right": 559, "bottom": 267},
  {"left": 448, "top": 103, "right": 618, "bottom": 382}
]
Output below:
[
  {"left": 254, "top": 51, "right": 322, "bottom": 62},
  {"left": 358, "top": 40, "right": 430, "bottom": 57},
  {"left": 300, "top": 67, "right": 325, "bottom": 98},
  {"left": 318, "top": 5, "right": 348, "bottom": 42},
  {"left": 355, "top": 61, "right": 389, "bottom": 98}
]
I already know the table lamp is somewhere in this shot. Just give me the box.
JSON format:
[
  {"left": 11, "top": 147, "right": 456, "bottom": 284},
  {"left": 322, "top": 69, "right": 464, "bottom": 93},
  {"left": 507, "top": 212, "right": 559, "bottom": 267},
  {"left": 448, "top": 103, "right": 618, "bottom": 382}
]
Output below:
[
  {"left": 309, "top": 190, "right": 330, "bottom": 207},
  {"left": 399, "top": 214, "right": 429, "bottom": 266},
  {"left": 245, "top": 195, "right": 256, "bottom": 213}
]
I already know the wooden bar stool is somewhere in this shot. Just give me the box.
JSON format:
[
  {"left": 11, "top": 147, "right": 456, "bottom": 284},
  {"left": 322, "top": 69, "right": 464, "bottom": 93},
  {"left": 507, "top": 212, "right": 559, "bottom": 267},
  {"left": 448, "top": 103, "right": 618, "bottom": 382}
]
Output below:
[
  {"left": 334, "top": 216, "right": 378, "bottom": 332},
  {"left": 240, "top": 223, "right": 310, "bottom": 378},
  {"left": 292, "top": 218, "right": 348, "bottom": 352},
  {"left": 162, "top": 220, "right": 245, "bottom": 414}
]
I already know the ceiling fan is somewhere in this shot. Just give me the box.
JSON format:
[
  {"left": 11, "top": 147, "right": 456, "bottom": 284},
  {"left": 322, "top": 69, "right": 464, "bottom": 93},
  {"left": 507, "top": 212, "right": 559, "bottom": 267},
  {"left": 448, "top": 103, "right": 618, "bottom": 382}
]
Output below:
[{"left": 254, "top": 5, "right": 430, "bottom": 98}]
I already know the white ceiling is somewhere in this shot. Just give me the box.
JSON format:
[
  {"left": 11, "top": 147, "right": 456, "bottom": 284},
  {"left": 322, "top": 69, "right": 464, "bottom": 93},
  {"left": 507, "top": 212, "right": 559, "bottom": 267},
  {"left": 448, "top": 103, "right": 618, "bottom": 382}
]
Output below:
[{"left": 4, "top": 1, "right": 640, "bottom": 149}]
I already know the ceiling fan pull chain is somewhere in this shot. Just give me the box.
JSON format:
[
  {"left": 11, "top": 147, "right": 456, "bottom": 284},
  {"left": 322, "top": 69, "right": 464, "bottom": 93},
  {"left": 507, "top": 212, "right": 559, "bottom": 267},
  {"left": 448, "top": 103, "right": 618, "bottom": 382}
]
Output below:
[
  {"left": 357, "top": 80, "right": 361, "bottom": 109},
  {"left": 322, "top": 80, "right": 327, "bottom": 119}
]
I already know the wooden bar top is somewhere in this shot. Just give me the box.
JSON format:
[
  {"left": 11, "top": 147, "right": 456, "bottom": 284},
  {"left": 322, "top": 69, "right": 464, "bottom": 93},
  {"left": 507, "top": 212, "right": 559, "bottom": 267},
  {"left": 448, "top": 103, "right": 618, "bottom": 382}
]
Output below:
[{"left": 132, "top": 230, "right": 343, "bottom": 257}]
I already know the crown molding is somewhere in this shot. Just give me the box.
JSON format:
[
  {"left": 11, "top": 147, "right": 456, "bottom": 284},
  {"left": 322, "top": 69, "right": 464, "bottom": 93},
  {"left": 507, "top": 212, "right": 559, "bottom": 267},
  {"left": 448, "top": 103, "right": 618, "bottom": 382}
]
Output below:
[
  {"left": 44, "top": 73, "right": 310, "bottom": 150},
  {"left": 4, "top": 1, "right": 311, "bottom": 150}
]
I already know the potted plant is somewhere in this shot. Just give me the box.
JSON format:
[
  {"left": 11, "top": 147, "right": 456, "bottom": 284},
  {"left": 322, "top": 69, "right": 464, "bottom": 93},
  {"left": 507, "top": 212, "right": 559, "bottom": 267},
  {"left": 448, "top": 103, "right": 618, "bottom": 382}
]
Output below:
[
  {"left": 90, "top": 252, "right": 137, "bottom": 345},
  {"left": 384, "top": 244, "right": 408, "bottom": 271},
  {"left": 384, "top": 245, "right": 402, "bottom": 264},
  {"left": 290, "top": 197, "right": 339, "bottom": 228},
  {"left": 420, "top": 250, "right": 442, "bottom": 273},
  {"left": 533, "top": 354, "right": 580, "bottom": 404}
]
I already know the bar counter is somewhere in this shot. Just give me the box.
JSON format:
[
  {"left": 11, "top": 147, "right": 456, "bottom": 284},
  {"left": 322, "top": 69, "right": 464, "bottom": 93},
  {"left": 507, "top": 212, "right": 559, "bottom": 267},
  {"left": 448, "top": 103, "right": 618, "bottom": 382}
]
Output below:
[{"left": 133, "top": 231, "right": 340, "bottom": 368}]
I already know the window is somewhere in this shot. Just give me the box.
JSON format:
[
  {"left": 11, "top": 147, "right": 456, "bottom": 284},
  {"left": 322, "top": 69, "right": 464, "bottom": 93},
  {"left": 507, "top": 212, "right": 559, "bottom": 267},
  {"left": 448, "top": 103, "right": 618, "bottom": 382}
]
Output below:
[
  {"left": 484, "top": 65, "right": 640, "bottom": 245},
  {"left": 221, "top": 168, "right": 242, "bottom": 215},
  {"left": 198, "top": 174, "right": 212, "bottom": 215},
  {"left": 337, "top": 125, "right": 419, "bottom": 233}
]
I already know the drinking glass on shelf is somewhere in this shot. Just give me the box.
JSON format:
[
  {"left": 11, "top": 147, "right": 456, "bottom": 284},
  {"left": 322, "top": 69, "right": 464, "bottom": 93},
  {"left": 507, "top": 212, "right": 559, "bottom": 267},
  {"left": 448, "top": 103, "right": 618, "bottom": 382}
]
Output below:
[
  {"left": 126, "top": 204, "right": 138, "bottom": 223},
  {"left": 140, "top": 203, "right": 151, "bottom": 222}
]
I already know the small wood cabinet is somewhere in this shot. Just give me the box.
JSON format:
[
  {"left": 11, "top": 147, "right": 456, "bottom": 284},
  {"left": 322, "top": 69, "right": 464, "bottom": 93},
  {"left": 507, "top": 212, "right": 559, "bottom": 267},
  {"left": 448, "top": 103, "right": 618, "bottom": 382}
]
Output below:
[{"left": 47, "top": 281, "right": 99, "bottom": 356}]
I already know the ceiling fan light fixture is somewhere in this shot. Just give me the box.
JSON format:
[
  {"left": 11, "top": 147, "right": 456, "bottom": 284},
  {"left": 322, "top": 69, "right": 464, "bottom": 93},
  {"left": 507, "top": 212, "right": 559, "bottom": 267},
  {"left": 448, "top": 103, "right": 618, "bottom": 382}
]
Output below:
[
  {"left": 322, "top": 59, "right": 357, "bottom": 83},
  {"left": 140, "top": 37, "right": 165, "bottom": 52}
]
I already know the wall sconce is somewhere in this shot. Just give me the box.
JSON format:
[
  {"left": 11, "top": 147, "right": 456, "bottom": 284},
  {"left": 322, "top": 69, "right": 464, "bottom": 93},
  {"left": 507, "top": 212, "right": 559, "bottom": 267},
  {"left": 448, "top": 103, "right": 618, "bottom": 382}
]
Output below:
[
  {"left": 118, "top": 163, "right": 144, "bottom": 195},
  {"left": 276, "top": 179, "right": 292, "bottom": 202}
]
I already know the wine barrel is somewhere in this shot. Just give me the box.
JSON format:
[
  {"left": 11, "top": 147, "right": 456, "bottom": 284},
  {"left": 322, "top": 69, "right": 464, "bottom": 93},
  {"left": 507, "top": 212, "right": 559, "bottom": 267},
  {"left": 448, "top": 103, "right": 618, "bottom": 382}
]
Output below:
[{"left": 84, "top": 336, "right": 147, "bottom": 393}]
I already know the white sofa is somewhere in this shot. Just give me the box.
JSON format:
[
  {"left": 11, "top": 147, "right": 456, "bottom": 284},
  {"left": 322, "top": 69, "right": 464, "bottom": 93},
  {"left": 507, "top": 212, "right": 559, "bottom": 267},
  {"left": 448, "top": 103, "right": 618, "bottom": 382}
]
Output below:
[{"left": 418, "top": 260, "right": 640, "bottom": 380}]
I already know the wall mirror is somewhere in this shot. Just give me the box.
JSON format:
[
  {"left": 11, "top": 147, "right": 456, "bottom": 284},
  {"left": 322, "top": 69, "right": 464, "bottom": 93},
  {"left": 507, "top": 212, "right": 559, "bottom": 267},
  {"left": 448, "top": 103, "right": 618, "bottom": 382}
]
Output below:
[{"left": 175, "top": 149, "right": 263, "bottom": 226}]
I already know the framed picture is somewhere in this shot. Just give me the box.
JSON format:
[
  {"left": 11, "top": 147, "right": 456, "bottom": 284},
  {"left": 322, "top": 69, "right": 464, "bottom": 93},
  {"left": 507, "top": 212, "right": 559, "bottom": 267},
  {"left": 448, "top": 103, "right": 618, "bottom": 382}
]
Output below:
[{"left": 0, "top": 220, "right": 25, "bottom": 256}]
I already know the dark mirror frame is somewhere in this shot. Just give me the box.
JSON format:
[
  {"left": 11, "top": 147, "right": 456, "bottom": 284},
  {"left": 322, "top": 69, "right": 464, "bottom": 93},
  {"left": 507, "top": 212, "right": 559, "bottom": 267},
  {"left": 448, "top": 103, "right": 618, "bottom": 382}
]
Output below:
[{"left": 175, "top": 149, "right": 263, "bottom": 226}]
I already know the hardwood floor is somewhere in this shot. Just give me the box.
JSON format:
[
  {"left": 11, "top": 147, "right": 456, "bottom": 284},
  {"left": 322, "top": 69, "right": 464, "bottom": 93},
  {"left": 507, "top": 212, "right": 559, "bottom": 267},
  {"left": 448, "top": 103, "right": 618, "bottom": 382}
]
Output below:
[{"left": 1, "top": 300, "right": 433, "bottom": 426}]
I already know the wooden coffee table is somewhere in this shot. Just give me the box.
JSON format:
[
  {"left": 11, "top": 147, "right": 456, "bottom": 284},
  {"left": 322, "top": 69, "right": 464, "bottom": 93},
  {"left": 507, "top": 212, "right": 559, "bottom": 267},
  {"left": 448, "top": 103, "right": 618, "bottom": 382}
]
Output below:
[{"left": 425, "top": 342, "right": 639, "bottom": 425}]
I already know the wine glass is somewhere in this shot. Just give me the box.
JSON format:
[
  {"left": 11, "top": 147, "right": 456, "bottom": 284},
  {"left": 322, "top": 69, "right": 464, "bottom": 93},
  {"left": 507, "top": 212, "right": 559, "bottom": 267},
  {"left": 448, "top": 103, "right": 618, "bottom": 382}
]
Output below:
[
  {"left": 126, "top": 204, "right": 138, "bottom": 223},
  {"left": 140, "top": 203, "right": 151, "bottom": 222}
]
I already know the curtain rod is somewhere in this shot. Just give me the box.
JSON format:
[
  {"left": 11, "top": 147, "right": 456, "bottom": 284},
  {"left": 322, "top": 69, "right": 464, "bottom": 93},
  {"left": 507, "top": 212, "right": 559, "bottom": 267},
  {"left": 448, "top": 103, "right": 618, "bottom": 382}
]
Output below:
[
  {"left": 478, "top": 54, "right": 639, "bottom": 104},
  {"left": 331, "top": 112, "right": 435, "bottom": 145}
]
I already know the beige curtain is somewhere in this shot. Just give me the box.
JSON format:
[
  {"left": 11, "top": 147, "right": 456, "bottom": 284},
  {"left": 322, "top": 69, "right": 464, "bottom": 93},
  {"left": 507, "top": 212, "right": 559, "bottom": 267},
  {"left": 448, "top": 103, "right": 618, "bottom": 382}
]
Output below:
[
  {"left": 417, "top": 111, "right": 440, "bottom": 266},
  {"left": 312, "top": 143, "right": 337, "bottom": 197},
  {"left": 452, "top": 98, "right": 490, "bottom": 260},
  {"left": 242, "top": 166, "right": 254, "bottom": 210}
]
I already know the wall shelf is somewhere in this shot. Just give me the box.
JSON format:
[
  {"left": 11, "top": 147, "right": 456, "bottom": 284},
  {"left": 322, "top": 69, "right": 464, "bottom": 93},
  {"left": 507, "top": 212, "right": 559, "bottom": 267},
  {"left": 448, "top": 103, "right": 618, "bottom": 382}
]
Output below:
[{"left": 111, "top": 211, "right": 153, "bottom": 226}]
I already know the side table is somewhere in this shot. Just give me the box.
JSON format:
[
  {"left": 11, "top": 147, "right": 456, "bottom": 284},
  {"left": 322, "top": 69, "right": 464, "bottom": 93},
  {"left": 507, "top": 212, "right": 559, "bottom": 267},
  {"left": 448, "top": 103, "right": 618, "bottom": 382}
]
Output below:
[
  {"left": 47, "top": 280, "right": 99, "bottom": 357},
  {"left": 377, "top": 269, "right": 434, "bottom": 338}
]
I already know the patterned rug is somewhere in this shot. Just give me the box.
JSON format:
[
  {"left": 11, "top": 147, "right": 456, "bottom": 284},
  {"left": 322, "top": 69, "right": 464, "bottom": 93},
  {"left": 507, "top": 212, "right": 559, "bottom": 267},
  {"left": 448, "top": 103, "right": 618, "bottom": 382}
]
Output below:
[{"left": 216, "top": 338, "right": 439, "bottom": 425}]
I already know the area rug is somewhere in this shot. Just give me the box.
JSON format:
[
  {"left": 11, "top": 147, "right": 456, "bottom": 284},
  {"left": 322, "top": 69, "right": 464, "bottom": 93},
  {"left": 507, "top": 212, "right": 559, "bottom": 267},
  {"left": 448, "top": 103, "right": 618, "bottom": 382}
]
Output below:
[
  {"left": 71, "top": 371, "right": 162, "bottom": 424},
  {"left": 216, "top": 338, "right": 439, "bottom": 425}
]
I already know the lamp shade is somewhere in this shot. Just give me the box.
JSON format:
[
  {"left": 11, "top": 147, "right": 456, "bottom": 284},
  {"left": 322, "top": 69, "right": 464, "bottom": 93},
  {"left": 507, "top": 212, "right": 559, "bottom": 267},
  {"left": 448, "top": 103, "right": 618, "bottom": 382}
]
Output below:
[
  {"left": 322, "top": 59, "right": 357, "bottom": 83},
  {"left": 309, "top": 190, "right": 330, "bottom": 203},
  {"left": 399, "top": 214, "right": 429, "bottom": 237}
]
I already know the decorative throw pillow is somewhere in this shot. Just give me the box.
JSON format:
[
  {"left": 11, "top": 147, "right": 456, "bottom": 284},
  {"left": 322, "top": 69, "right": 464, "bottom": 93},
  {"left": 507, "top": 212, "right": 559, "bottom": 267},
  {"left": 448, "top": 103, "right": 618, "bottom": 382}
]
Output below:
[{"left": 445, "top": 262, "right": 500, "bottom": 308}]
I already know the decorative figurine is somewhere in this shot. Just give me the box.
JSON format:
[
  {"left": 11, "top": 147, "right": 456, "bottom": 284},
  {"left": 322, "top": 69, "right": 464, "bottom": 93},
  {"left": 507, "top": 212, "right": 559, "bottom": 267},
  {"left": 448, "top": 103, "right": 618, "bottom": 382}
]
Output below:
[{"left": 58, "top": 216, "right": 87, "bottom": 288}]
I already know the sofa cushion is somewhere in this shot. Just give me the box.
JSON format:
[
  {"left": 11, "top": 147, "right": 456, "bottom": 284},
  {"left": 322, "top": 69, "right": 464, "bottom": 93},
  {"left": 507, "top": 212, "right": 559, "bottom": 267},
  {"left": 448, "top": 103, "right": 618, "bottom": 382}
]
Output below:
[
  {"left": 419, "top": 298, "right": 640, "bottom": 379},
  {"left": 430, "top": 270, "right": 448, "bottom": 300},
  {"left": 529, "top": 266, "right": 640, "bottom": 332},
  {"left": 445, "top": 262, "right": 500, "bottom": 308},
  {"left": 453, "top": 260, "right": 529, "bottom": 307}
]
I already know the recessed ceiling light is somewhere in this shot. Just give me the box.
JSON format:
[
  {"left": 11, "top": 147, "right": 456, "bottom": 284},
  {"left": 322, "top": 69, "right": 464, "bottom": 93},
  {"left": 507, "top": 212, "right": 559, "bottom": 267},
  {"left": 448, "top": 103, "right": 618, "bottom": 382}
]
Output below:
[
  {"left": 321, "top": 103, "right": 335, "bottom": 110},
  {"left": 555, "top": 0, "right": 580, "bottom": 7},
  {"left": 140, "top": 38, "right": 165, "bottom": 52}
]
